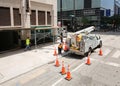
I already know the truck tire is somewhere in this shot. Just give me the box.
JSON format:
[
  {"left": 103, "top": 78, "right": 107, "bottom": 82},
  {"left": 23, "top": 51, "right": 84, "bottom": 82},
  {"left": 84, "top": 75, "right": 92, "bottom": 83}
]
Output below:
[
  {"left": 84, "top": 47, "right": 92, "bottom": 57},
  {"left": 98, "top": 41, "right": 102, "bottom": 48}
]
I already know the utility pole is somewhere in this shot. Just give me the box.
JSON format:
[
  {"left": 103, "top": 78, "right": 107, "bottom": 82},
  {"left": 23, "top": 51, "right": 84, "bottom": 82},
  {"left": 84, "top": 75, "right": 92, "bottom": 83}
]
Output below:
[
  {"left": 73, "top": 0, "right": 76, "bottom": 32},
  {"left": 114, "top": 0, "right": 116, "bottom": 15},
  {"left": 73, "top": 0, "right": 76, "bottom": 17},
  {"left": 60, "top": 0, "right": 63, "bottom": 27}
]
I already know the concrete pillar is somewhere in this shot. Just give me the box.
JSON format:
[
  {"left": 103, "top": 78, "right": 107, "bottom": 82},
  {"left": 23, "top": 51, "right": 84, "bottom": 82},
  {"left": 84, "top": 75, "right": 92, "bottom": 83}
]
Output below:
[
  {"left": 53, "top": 0, "right": 57, "bottom": 27},
  {"left": 45, "top": 11, "right": 47, "bottom": 25},
  {"left": 10, "top": 6, "right": 14, "bottom": 27},
  {"left": 20, "top": 0, "right": 31, "bottom": 47},
  {"left": 36, "top": 9, "right": 38, "bottom": 26},
  {"left": 51, "top": 9, "right": 54, "bottom": 26},
  {"left": 24, "top": 12, "right": 30, "bottom": 28}
]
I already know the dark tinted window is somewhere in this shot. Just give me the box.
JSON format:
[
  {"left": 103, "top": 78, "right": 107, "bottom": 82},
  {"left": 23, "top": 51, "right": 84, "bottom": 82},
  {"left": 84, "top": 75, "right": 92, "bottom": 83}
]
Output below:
[
  {"left": 38, "top": 11, "right": 45, "bottom": 25},
  {"left": 0, "top": 7, "right": 11, "bottom": 26},
  {"left": 13, "top": 8, "right": 21, "bottom": 26},
  {"left": 84, "top": 0, "right": 91, "bottom": 8},
  {"left": 30, "top": 10, "right": 36, "bottom": 25}
]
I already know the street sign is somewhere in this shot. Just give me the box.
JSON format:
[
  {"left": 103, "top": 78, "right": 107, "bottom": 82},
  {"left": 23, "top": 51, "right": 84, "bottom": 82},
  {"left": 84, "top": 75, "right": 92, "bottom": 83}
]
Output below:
[{"left": 106, "top": 9, "right": 111, "bottom": 17}]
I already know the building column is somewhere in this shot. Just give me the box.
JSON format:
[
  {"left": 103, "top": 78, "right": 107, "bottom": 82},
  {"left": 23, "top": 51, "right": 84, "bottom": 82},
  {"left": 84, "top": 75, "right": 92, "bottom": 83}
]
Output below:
[
  {"left": 10, "top": 6, "right": 14, "bottom": 27},
  {"left": 53, "top": 0, "right": 57, "bottom": 26},
  {"left": 51, "top": 9, "right": 54, "bottom": 26},
  {"left": 45, "top": 11, "right": 47, "bottom": 25},
  {"left": 36, "top": 9, "right": 38, "bottom": 26}
]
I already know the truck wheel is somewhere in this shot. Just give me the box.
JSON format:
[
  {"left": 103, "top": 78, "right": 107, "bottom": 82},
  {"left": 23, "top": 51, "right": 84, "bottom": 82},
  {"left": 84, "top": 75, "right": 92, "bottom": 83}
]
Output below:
[
  {"left": 98, "top": 41, "right": 102, "bottom": 48},
  {"left": 84, "top": 47, "right": 92, "bottom": 57}
]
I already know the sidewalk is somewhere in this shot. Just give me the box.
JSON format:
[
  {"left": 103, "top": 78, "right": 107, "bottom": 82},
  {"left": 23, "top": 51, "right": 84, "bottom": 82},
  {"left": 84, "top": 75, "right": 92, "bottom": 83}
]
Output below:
[{"left": 0, "top": 42, "right": 60, "bottom": 84}]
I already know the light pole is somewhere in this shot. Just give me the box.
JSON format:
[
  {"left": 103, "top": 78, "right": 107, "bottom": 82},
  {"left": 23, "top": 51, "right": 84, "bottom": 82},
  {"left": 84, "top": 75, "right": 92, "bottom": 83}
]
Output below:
[
  {"left": 60, "top": 0, "right": 63, "bottom": 27},
  {"left": 73, "top": 0, "right": 76, "bottom": 17},
  {"left": 114, "top": 0, "right": 116, "bottom": 15},
  {"left": 73, "top": 0, "right": 76, "bottom": 32}
]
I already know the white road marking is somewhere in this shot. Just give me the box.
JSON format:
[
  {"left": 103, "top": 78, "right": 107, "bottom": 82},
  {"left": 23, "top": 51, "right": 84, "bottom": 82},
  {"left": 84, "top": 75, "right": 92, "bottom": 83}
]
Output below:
[
  {"left": 52, "top": 63, "right": 84, "bottom": 86},
  {"left": 91, "top": 58, "right": 120, "bottom": 67},
  {"left": 71, "top": 63, "right": 84, "bottom": 72},
  {"left": 52, "top": 57, "right": 120, "bottom": 86},
  {"left": 112, "top": 50, "right": 120, "bottom": 58},
  {"left": 104, "top": 48, "right": 111, "bottom": 56},
  {"left": 105, "top": 62, "right": 120, "bottom": 67},
  {"left": 52, "top": 78, "right": 63, "bottom": 86}
]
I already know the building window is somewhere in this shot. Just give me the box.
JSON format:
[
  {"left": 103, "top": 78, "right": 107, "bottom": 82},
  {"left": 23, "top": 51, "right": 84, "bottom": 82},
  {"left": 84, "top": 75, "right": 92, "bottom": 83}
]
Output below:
[
  {"left": 47, "top": 12, "right": 51, "bottom": 25},
  {"left": 0, "top": 7, "right": 11, "bottom": 26},
  {"left": 84, "top": 0, "right": 91, "bottom": 8},
  {"left": 38, "top": 11, "right": 45, "bottom": 25},
  {"left": 13, "top": 8, "right": 21, "bottom": 26},
  {"left": 30, "top": 10, "right": 36, "bottom": 25},
  {"left": 83, "top": 10, "right": 95, "bottom": 15}
]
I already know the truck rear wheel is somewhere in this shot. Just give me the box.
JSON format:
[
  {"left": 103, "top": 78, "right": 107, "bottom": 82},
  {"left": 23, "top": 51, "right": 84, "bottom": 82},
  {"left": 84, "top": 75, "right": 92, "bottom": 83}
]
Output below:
[
  {"left": 98, "top": 41, "right": 102, "bottom": 48},
  {"left": 84, "top": 47, "right": 92, "bottom": 57}
]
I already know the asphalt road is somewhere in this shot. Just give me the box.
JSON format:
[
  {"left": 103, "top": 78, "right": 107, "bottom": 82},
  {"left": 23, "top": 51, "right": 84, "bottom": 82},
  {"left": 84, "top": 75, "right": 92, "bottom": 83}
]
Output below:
[{"left": 1, "top": 32, "right": 120, "bottom": 86}]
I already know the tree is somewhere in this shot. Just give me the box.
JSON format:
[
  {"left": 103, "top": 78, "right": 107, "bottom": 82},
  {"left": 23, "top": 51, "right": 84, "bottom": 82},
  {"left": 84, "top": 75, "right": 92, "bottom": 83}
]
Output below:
[{"left": 81, "top": 17, "right": 89, "bottom": 26}]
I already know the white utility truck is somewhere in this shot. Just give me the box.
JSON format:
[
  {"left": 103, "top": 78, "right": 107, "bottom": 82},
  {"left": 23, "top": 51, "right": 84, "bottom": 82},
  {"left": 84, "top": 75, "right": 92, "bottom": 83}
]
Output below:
[{"left": 66, "top": 26, "right": 102, "bottom": 56}]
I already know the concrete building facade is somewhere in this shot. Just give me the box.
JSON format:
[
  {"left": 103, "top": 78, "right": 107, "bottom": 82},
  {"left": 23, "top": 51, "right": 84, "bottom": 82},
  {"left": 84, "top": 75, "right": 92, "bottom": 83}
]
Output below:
[
  {"left": 57, "top": 0, "right": 119, "bottom": 30},
  {"left": 0, "top": 0, "right": 57, "bottom": 51}
]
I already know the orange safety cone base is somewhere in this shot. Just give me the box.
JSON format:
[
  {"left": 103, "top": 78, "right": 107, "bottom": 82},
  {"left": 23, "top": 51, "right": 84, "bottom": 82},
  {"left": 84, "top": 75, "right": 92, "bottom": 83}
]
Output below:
[
  {"left": 55, "top": 63, "right": 60, "bottom": 67},
  {"left": 65, "top": 72, "right": 72, "bottom": 81},
  {"left": 65, "top": 77, "right": 72, "bottom": 81},
  {"left": 99, "top": 52, "right": 103, "bottom": 56},
  {"left": 55, "top": 60, "right": 60, "bottom": 67},
  {"left": 55, "top": 65, "right": 60, "bottom": 67},
  {"left": 86, "top": 62, "right": 91, "bottom": 65},
  {"left": 99, "top": 49, "right": 103, "bottom": 56},
  {"left": 86, "top": 57, "right": 91, "bottom": 65},
  {"left": 53, "top": 48, "right": 57, "bottom": 56},
  {"left": 53, "top": 52, "right": 57, "bottom": 56},
  {"left": 60, "top": 72, "right": 66, "bottom": 75},
  {"left": 60, "top": 67, "right": 66, "bottom": 75}
]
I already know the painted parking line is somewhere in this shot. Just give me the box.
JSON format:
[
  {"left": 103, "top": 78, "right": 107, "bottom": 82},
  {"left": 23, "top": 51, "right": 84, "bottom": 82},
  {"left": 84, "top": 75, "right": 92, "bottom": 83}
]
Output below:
[
  {"left": 91, "top": 58, "right": 120, "bottom": 67},
  {"left": 103, "top": 48, "right": 111, "bottom": 56},
  {"left": 52, "top": 78, "right": 63, "bottom": 86},
  {"left": 52, "top": 63, "right": 84, "bottom": 86},
  {"left": 105, "top": 62, "right": 120, "bottom": 67},
  {"left": 112, "top": 50, "right": 120, "bottom": 58}
]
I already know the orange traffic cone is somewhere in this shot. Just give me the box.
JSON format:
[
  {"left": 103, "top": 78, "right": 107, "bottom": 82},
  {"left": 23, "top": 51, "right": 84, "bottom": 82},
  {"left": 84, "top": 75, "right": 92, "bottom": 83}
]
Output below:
[
  {"left": 55, "top": 56, "right": 60, "bottom": 67},
  {"left": 53, "top": 47, "right": 57, "bottom": 56},
  {"left": 60, "top": 61, "right": 66, "bottom": 75},
  {"left": 86, "top": 55, "right": 91, "bottom": 65},
  {"left": 99, "top": 48, "right": 103, "bottom": 56},
  {"left": 63, "top": 42, "right": 68, "bottom": 51},
  {"left": 65, "top": 65, "right": 72, "bottom": 81}
]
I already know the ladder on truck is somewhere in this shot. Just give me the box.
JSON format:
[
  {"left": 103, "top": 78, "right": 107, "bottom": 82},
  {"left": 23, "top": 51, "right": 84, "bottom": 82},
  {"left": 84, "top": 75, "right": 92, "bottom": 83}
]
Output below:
[{"left": 75, "top": 26, "right": 95, "bottom": 35}]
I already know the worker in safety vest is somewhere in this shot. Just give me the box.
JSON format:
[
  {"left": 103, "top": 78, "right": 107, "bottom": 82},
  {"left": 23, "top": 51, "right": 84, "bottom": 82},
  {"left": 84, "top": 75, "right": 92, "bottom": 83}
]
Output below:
[
  {"left": 24, "top": 37, "right": 31, "bottom": 51},
  {"left": 58, "top": 43, "right": 63, "bottom": 54}
]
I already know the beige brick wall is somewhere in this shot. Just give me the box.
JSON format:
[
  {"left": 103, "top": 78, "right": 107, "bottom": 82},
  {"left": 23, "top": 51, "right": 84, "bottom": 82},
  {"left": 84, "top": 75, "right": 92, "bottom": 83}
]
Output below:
[
  {"left": 0, "top": 0, "right": 20, "bottom": 8},
  {"left": 0, "top": 0, "right": 57, "bottom": 26}
]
